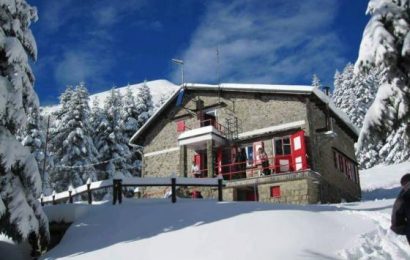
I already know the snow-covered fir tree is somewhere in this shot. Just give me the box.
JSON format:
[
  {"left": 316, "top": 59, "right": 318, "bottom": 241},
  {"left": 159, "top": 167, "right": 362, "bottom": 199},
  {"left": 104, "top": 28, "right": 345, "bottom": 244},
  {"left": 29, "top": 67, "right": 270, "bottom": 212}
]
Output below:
[
  {"left": 97, "top": 88, "right": 133, "bottom": 179},
  {"left": 332, "top": 63, "right": 381, "bottom": 130},
  {"left": 136, "top": 80, "right": 154, "bottom": 128},
  {"left": 18, "top": 107, "right": 53, "bottom": 195},
  {"left": 155, "top": 93, "right": 169, "bottom": 111},
  {"left": 311, "top": 74, "right": 321, "bottom": 88},
  {"left": 355, "top": 0, "right": 410, "bottom": 168},
  {"left": 0, "top": 0, "right": 49, "bottom": 254},
  {"left": 49, "top": 83, "right": 99, "bottom": 191},
  {"left": 121, "top": 86, "right": 140, "bottom": 140}
]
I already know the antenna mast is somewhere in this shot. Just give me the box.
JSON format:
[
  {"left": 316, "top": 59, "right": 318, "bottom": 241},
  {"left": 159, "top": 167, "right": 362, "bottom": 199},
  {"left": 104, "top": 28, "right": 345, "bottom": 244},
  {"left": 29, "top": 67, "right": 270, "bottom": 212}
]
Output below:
[{"left": 217, "top": 46, "right": 221, "bottom": 102}]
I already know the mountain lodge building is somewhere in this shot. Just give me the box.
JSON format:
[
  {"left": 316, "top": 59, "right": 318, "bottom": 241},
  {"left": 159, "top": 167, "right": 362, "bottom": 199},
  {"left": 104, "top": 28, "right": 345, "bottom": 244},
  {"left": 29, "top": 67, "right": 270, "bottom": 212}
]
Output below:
[{"left": 129, "top": 83, "right": 361, "bottom": 204}]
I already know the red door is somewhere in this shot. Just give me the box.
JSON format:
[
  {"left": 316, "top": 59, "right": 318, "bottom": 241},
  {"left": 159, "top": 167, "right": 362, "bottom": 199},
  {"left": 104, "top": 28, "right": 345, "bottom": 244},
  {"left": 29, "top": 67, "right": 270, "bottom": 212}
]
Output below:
[
  {"left": 216, "top": 147, "right": 223, "bottom": 174},
  {"left": 290, "top": 130, "right": 308, "bottom": 171},
  {"left": 193, "top": 153, "right": 202, "bottom": 176}
]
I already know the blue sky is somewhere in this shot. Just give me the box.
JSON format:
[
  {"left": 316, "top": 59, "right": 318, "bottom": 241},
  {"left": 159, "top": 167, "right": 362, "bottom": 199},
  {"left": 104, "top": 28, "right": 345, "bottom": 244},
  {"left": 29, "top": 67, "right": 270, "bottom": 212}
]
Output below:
[{"left": 29, "top": 0, "right": 369, "bottom": 105}]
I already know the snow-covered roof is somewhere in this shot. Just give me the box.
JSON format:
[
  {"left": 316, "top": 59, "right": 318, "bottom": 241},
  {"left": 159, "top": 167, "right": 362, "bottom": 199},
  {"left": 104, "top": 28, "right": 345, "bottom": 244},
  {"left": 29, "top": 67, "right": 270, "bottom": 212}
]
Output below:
[{"left": 129, "top": 83, "right": 359, "bottom": 145}]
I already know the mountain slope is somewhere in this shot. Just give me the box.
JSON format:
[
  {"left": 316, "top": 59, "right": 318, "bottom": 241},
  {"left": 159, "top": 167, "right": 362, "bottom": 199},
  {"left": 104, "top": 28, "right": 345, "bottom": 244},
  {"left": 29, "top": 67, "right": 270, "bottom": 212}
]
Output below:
[{"left": 41, "top": 79, "right": 179, "bottom": 115}]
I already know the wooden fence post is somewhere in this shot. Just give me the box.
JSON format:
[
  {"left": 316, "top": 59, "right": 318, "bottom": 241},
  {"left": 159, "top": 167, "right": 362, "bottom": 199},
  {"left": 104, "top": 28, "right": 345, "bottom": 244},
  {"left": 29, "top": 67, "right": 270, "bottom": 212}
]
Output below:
[
  {"left": 68, "top": 185, "right": 73, "bottom": 204},
  {"left": 69, "top": 191, "right": 73, "bottom": 204},
  {"left": 118, "top": 179, "right": 123, "bottom": 204},
  {"left": 113, "top": 179, "right": 118, "bottom": 205},
  {"left": 171, "top": 174, "right": 177, "bottom": 203},
  {"left": 218, "top": 174, "right": 223, "bottom": 202},
  {"left": 87, "top": 183, "right": 92, "bottom": 204},
  {"left": 52, "top": 192, "right": 56, "bottom": 205}
]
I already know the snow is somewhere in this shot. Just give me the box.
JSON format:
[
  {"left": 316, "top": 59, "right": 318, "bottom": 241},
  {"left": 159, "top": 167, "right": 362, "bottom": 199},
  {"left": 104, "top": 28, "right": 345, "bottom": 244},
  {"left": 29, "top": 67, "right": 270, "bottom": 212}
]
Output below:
[
  {"left": 41, "top": 79, "right": 178, "bottom": 115},
  {"left": 37, "top": 162, "right": 410, "bottom": 259},
  {"left": 185, "top": 82, "right": 314, "bottom": 94},
  {"left": 0, "top": 233, "right": 31, "bottom": 260}
]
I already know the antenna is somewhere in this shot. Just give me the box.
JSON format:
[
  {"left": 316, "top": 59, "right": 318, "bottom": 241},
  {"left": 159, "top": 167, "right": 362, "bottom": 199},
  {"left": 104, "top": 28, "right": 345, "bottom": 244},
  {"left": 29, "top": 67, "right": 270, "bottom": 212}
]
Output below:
[
  {"left": 217, "top": 46, "right": 221, "bottom": 102},
  {"left": 217, "top": 46, "right": 220, "bottom": 84}
]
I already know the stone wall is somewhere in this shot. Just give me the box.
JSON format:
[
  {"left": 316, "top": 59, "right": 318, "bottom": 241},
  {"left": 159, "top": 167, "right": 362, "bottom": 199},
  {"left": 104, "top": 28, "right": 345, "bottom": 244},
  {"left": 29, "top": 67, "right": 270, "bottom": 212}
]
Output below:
[
  {"left": 306, "top": 99, "right": 361, "bottom": 202},
  {"left": 222, "top": 172, "right": 320, "bottom": 204},
  {"left": 142, "top": 90, "right": 311, "bottom": 179},
  {"left": 139, "top": 89, "right": 361, "bottom": 203}
]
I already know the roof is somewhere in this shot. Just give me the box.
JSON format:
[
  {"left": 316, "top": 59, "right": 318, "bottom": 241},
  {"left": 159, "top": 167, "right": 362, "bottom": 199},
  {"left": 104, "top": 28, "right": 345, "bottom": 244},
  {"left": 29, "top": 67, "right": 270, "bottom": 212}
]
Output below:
[{"left": 129, "top": 83, "right": 360, "bottom": 145}]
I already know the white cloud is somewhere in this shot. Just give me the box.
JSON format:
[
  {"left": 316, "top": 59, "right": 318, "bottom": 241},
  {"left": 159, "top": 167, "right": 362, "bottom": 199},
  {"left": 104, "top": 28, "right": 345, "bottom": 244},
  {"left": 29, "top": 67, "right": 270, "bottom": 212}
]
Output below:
[
  {"left": 39, "top": 0, "right": 147, "bottom": 33},
  {"left": 37, "top": 0, "right": 148, "bottom": 90},
  {"left": 54, "top": 49, "right": 114, "bottom": 89},
  {"left": 173, "top": 0, "right": 346, "bottom": 86}
]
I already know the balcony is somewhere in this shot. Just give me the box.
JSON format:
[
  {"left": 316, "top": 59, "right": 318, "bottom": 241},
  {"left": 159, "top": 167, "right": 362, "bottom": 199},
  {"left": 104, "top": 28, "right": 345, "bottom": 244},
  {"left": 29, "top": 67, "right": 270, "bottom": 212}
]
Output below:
[{"left": 177, "top": 119, "right": 228, "bottom": 150}]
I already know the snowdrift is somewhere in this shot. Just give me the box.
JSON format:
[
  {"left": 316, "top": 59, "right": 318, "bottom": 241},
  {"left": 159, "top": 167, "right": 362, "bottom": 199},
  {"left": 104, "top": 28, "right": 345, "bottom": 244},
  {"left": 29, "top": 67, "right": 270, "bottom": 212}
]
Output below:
[{"left": 38, "top": 162, "right": 410, "bottom": 259}]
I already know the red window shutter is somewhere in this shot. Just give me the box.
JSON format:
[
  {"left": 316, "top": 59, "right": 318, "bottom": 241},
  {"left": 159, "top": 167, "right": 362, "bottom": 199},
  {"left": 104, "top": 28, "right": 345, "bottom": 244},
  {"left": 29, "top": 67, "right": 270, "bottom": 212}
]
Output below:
[
  {"left": 290, "top": 130, "right": 308, "bottom": 171},
  {"left": 176, "top": 120, "right": 185, "bottom": 132},
  {"left": 270, "top": 186, "right": 281, "bottom": 198}
]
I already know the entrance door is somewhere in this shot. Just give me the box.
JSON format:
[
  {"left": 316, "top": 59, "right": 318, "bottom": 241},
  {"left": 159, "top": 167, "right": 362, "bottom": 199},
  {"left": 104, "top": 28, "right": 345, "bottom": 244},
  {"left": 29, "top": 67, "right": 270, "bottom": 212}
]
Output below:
[
  {"left": 193, "top": 151, "right": 207, "bottom": 177},
  {"left": 235, "top": 186, "right": 258, "bottom": 201},
  {"left": 290, "top": 130, "right": 308, "bottom": 171}
]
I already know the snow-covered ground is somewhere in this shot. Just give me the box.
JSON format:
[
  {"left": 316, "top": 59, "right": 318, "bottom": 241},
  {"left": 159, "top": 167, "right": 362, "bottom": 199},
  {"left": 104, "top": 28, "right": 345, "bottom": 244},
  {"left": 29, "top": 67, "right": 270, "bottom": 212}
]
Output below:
[
  {"left": 2, "top": 162, "right": 409, "bottom": 259},
  {"left": 41, "top": 79, "right": 178, "bottom": 115},
  {"left": 35, "top": 162, "right": 410, "bottom": 259}
]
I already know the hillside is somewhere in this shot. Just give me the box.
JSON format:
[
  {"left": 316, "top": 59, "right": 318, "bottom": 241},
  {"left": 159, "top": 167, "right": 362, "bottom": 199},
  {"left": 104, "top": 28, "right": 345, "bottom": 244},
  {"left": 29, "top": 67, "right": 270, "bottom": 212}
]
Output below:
[
  {"left": 41, "top": 79, "right": 179, "bottom": 115},
  {"left": 32, "top": 162, "right": 410, "bottom": 260}
]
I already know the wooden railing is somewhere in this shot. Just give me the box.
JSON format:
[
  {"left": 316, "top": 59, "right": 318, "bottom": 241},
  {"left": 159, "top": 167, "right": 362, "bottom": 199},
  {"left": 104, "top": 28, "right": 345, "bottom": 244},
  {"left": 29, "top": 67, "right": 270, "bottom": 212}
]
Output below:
[{"left": 40, "top": 175, "right": 225, "bottom": 205}]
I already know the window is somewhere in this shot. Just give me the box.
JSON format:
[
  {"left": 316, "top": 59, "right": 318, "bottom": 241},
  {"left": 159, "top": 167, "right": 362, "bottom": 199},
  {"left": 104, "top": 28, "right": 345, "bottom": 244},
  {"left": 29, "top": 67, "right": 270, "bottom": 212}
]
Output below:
[
  {"left": 333, "top": 149, "right": 358, "bottom": 182},
  {"left": 274, "top": 136, "right": 291, "bottom": 155},
  {"left": 338, "top": 154, "right": 344, "bottom": 173},
  {"left": 245, "top": 145, "right": 254, "bottom": 166},
  {"left": 201, "top": 110, "right": 217, "bottom": 127},
  {"left": 270, "top": 186, "right": 281, "bottom": 198},
  {"left": 333, "top": 151, "right": 338, "bottom": 168},
  {"left": 205, "top": 109, "right": 217, "bottom": 117}
]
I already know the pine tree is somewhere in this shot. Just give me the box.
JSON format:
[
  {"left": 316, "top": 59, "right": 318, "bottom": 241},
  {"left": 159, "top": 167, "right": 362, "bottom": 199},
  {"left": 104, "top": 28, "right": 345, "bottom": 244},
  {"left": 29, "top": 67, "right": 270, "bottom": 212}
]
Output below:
[
  {"left": 49, "top": 83, "right": 99, "bottom": 191},
  {"left": 332, "top": 64, "right": 356, "bottom": 123},
  {"left": 156, "top": 93, "right": 169, "bottom": 111},
  {"left": 18, "top": 107, "right": 53, "bottom": 195},
  {"left": 98, "top": 88, "right": 133, "bottom": 179},
  {"left": 332, "top": 63, "right": 381, "bottom": 130},
  {"left": 0, "top": 0, "right": 49, "bottom": 254},
  {"left": 355, "top": 0, "right": 410, "bottom": 168},
  {"left": 312, "top": 74, "right": 321, "bottom": 89},
  {"left": 136, "top": 80, "right": 154, "bottom": 128},
  {"left": 121, "top": 86, "right": 140, "bottom": 140}
]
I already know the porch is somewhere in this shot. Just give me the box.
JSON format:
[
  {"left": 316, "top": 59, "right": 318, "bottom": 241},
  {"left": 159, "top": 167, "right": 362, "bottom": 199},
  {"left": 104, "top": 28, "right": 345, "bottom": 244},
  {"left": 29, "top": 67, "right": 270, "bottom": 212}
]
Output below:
[{"left": 177, "top": 118, "right": 310, "bottom": 181}]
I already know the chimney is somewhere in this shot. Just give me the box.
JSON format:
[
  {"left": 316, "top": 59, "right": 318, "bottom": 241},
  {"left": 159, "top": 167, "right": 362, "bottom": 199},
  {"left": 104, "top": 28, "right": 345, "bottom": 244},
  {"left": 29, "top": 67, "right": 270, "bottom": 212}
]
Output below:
[{"left": 322, "top": 86, "right": 330, "bottom": 96}]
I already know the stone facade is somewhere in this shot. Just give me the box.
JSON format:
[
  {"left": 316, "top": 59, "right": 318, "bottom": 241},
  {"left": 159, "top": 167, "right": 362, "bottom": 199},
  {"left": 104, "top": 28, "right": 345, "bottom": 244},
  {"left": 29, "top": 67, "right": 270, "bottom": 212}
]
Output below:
[
  {"left": 306, "top": 98, "right": 361, "bottom": 202},
  {"left": 135, "top": 87, "right": 361, "bottom": 204}
]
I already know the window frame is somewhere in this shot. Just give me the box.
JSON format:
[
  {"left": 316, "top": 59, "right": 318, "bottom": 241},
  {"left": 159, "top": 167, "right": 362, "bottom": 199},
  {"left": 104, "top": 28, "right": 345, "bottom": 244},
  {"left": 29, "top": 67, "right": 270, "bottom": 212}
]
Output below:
[{"left": 273, "top": 136, "right": 291, "bottom": 156}]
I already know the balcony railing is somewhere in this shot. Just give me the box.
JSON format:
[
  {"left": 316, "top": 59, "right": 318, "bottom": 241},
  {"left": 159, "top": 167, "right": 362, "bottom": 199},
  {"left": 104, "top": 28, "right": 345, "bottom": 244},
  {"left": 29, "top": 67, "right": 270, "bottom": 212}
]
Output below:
[
  {"left": 199, "top": 119, "right": 227, "bottom": 134},
  {"left": 191, "top": 155, "right": 308, "bottom": 180}
]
